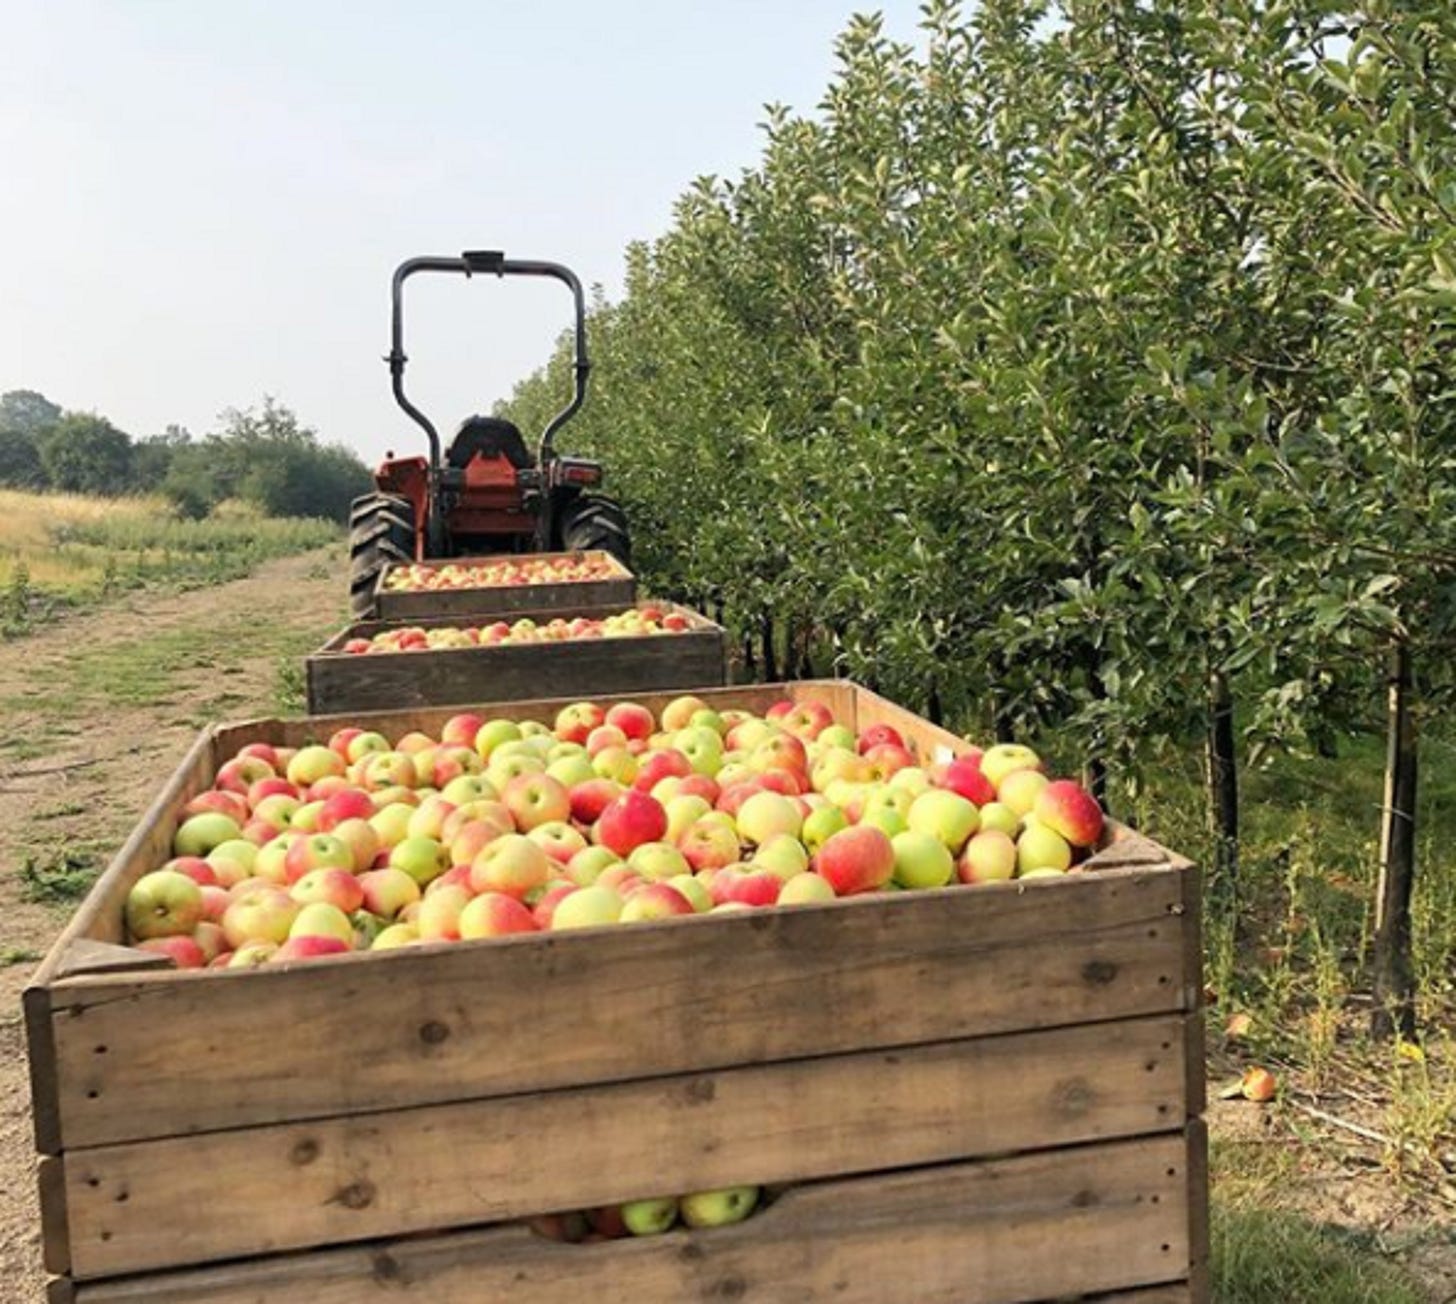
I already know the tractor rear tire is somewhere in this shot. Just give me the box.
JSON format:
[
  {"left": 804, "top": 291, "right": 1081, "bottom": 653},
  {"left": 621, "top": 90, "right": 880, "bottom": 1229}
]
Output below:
[
  {"left": 558, "top": 494, "right": 632, "bottom": 568},
  {"left": 348, "top": 493, "right": 415, "bottom": 619}
]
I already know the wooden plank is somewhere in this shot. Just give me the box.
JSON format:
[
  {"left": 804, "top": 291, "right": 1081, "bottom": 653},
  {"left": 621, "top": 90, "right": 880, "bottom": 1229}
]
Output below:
[
  {"left": 69, "top": 1133, "right": 1192, "bottom": 1303},
  {"left": 46, "top": 1279, "right": 77, "bottom": 1304},
  {"left": 53, "top": 941, "right": 171, "bottom": 982},
  {"left": 38, "top": 1154, "right": 71, "bottom": 1276},
  {"left": 24, "top": 983, "right": 62, "bottom": 1156},
  {"left": 375, "top": 549, "right": 636, "bottom": 621},
  {"left": 1083, "top": 1287, "right": 1194, "bottom": 1303},
  {"left": 62, "top": 1016, "right": 1193, "bottom": 1278},
  {"left": 305, "top": 602, "right": 726, "bottom": 715},
  {"left": 1186, "top": 1118, "right": 1211, "bottom": 1303},
  {"left": 47, "top": 865, "right": 1194, "bottom": 1150}
]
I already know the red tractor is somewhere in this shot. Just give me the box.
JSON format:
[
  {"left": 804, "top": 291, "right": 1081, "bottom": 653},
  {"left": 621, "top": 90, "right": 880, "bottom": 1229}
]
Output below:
[{"left": 348, "top": 250, "right": 631, "bottom": 617}]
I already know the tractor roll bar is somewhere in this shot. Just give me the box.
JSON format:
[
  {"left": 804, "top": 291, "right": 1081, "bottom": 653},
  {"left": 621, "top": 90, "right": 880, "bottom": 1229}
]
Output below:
[{"left": 387, "top": 251, "right": 592, "bottom": 477}]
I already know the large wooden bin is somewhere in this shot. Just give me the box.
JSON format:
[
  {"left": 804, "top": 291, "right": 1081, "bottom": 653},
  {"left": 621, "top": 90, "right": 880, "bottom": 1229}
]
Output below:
[
  {"left": 375, "top": 550, "right": 636, "bottom": 622},
  {"left": 26, "top": 682, "right": 1208, "bottom": 1303},
  {"left": 305, "top": 601, "right": 726, "bottom": 714}
]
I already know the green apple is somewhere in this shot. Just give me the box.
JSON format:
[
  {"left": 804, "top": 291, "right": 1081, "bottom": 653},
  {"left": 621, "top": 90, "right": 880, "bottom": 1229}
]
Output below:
[
  {"left": 777, "top": 872, "right": 836, "bottom": 906},
  {"left": 817, "top": 724, "right": 856, "bottom": 751},
  {"left": 566, "top": 845, "right": 620, "bottom": 887},
  {"left": 289, "top": 902, "right": 355, "bottom": 945},
  {"left": 621, "top": 1197, "right": 678, "bottom": 1236},
  {"left": 675, "top": 726, "right": 724, "bottom": 776},
  {"left": 859, "top": 807, "right": 907, "bottom": 838},
  {"left": 861, "top": 785, "right": 914, "bottom": 821},
  {"left": 978, "top": 802, "right": 1021, "bottom": 837},
  {"left": 441, "top": 774, "right": 498, "bottom": 806},
  {"left": 474, "top": 718, "right": 522, "bottom": 761},
  {"left": 998, "top": 767, "right": 1049, "bottom": 817},
  {"left": 801, "top": 804, "right": 849, "bottom": 851},
  {"left": 551, "top": 885, "right": 625, "bottom": 930},
  {"left": 689, "top": 708, "right": 725, "bottom": 736},
  {"left": 389, "top": 835, "right": 451, "bottom": 887},
  {"left": 173, "top": 812, "right": 243, "bottom": 858},
  {"left": 679, "top": 1186, "right": 760, "bottom": 1228},
  {"left": 751, "top": 833, "right": 809, "bottom": 880},
  {"left": 1017, "top": 824, "right": 1072, "bottom": 874},
  {"left": 890, "top": 829, "right": 955, "bottom": 889},
  {"left": 735, "top": 790, "right": 803, "bottom": 845},
  {"left": 959, "top": 829, "right": 1018, "bottom": 883},
  {"left": 981, "top": 742, "right": 1042, "bottom": 789},
  {"left": 906, "top": 789, "right": 979, "bottom": 854},
  {"left": 546, "top": 753, "right": 596, "bottom": 788},
  {"left": 888, "top": 766, "right": 932, "bottom": 795},
  {"left": 664, "top": 794, "right": 712, "bottom": 844},
  {"left": 628, "top": 841, "right": 690, "bottom": 881}
]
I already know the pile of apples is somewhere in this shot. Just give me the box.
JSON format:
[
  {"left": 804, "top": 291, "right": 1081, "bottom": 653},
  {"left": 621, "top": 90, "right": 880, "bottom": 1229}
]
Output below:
[
  {"left": 531, "top": 1185, "right": 761, "bottom": 1242},
  {"left": 339, "top": 606, "right": 691, "bottom": 655},
  {"left": 383, "top": 554, "right": 625, "bottom": 593},
  {"left": 121, "top": 694, "right": 1106, "bottom": 970}
]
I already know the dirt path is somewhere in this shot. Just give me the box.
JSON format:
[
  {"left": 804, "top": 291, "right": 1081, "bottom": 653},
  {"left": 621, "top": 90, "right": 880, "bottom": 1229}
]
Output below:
[{"left": 0, "top": 547, "right": 343, "bottom": 1300}]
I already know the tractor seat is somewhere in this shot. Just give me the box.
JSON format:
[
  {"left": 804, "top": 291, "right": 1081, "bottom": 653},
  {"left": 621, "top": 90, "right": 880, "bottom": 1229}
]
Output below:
[{"left": 446, "top": 416, "right": 534, "bottom": 471}]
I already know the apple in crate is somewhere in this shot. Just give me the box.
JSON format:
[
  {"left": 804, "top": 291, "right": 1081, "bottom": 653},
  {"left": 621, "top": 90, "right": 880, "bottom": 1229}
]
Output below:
[
  {"left": 125, "top": 870, "right": 205, "bottom": 940},
  {"left": 680, "top": 1186, "right": 760, "bottom": 1228}
]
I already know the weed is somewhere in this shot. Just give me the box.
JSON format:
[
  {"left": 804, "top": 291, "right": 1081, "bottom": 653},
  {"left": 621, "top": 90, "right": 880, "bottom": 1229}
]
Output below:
[
  {"left": 0, "top": 946, "right": 40, "bottom": 968},
  {"left": 20, "top": 847, "right": 101, "bottom": 905}
]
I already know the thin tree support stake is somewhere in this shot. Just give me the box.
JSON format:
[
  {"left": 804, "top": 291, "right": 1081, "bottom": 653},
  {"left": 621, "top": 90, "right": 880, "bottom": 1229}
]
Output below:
[{"left": 1373, "top": 640, "right": 1418, "bottom": 1041}]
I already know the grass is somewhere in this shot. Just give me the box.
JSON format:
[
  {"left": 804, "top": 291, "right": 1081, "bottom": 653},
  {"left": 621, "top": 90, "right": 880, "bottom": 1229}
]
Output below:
[
  {"left": 19, "top": 847, "right": 104, "bottom": 905},
  {"left": 0, "top": 488, "right": 337, "bottom": 636}
]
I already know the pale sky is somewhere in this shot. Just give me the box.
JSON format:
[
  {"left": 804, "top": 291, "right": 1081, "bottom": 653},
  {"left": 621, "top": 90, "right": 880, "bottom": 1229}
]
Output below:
[{"left": 2, "top": 1, "right": 923, "bottom": 465}]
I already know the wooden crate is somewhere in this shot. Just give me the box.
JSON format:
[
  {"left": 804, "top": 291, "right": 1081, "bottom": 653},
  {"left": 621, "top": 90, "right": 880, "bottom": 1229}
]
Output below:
[
  {"left": 375, "top": 550, "right": 636, "bottom": 622},
  {"left": 305, "top": 601, "right": 726, "bottom": 714},
  {"left": 26, "top": 682, "right": 1208, "bottom": 1303}
]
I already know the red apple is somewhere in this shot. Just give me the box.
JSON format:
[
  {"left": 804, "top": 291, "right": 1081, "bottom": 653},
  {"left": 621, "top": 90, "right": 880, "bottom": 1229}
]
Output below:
[
  {"left": 1032, "top": 780, "right": 1105, "bottom": 848},
  {"left": 595, "top": 790, "right": 668, "bottom": 857},
  {"left": 814, "top": 826, "right": 895, "bottom": 896}
]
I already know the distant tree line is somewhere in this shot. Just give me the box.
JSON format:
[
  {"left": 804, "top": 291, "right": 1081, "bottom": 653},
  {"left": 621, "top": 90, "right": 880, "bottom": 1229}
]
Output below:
[{"left": 0, "top": 389, "right": 372, "bottom": 522}]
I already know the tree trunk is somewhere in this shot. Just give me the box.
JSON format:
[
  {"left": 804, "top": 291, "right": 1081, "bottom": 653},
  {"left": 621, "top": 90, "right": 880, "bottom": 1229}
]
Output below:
[
  {"left": 1373, "top": 640, "right": 1418, "bottom": 1041},
  {"left": 759, "top": 615, "right": 778, "bottom": 684},
  {"left": 1206, "top": 670, "right": 1239, "bottom": 900}
]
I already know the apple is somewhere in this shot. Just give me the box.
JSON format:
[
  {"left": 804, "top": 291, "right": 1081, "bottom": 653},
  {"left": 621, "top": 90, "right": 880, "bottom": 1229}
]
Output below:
[
  {"left": 814, "top": 826, "right": 895, "bottom": 896},
  {"left": 633, "top": 748, "right": 692, "bottom": 793},
  {"left": 362, "top": 751, "right": 419, "bottom": 792},
  {"left": 502, "top": 773, "right": 571, "bottom": 831},
  {"left": 486, "top": 751, "right": 546, "bottom": 789},
  {"left": 627, "top": 841, "right": 691, "bottom": 881},
  {"left": 206, "top": 839, "right": 258, "bottom": 876},
  {"left": 958, "top": 830, "right": 1018, "bottom": 884},
  {"left": 713, "top": 867, "right": 783, "bottom": 907},
  {"left": 135, "top": 934, "right": 205, "bottom": 972},
  {"left": 470, "top": 833, "right": 552, "bottom": 899},
  {"left": 679, "top": 819, "right": 741, "bottom": 872},
  {"left": 679, "top": 1186, "right": 759, "bottom": 1228},
  {"left": 286, "top": 744, "right": 346, "bottom": 788},
  {"left": 289, "top": 901, "right": 355, "bottom": 944},
  {"left": 801, "top": 804, "right": 849, "bottom": 850},
  {"left": 997, "top": 768, "right": 1049, "bottom": 818},
  {"left": 778, "top": 872, "right": 836, "bottom": 906},
  {"left": 1033, "top": 780, "right": 1105, "bottom": 847},
  {"left": 596, "top": 790, "right": 668, "bottom": 857},
  {"left": 978, "top": 802, "right": 1021, "bottom": 837},
  {"left": 125, "top": 870, "right": 205, "bottom": 940},
  {"left": 980, "top": 743, "right": 1043, "bottom": 789},
  {"left": 860, "top": 785, "right": 914, "bottom": 823},
  {"left": 531, "top": 881, "right": 578, "bottom": 929},
  {"left": 620, "top": 1197, "right": 678, "bottom": 1236},
  {"left": 439, "top": 774, "right": 498, "bottom": 807},
  {"left": 664, "top": 794, "right": 713, "bottom": 844},
  {"left": 858, "top": 806, "right": 908, "bottom": 839},
  {"left": 940, "top": 757, "right": 996, "bottom": 806},
  {"left": 457, "top": 892, "right": 538, "bottom": 939},
  {"left": 550, "top": 885, "right": 625, "bottom": 930},
  {"left": 554, "top": 702, "right": 607, "bottom": 745},
  {"left": 751, "top": 833, "right": 809, "bottom": 881},
  {"left": 890, "top": 830, "right": 955, "bottom": 889},
  {"left": 370, "top": 803, "right": 416, "bottom": 849},
  {"left": 862, "top": 742, "right": 915, "bottom": 780},
  {"left": 474, "top": 718, "right": 523, "bottom": 761},
  {"left": 668, "top": 873, "right": 714, "bottom": 913},
  {"left": 528, "top": 820, "right": 588, "bottom": 865},
  {"left": 734, "top": 790, "right": 803, "bottom": 846},
  {"left": 274, "top": 935, "right": 351, "bottom": 962},
  {"left": 371, "top": 923, "right": 420, "bottom": 950},
  {"left": 228, "top": 940, "right": 279, "bottom": 968},
  {"left": 605, "top": 701, "right": 655, "bottom": 742},
  {"left": 358, "top": 867, "right": 421, "bottom": 919},
  {"left": 346, "top": 731, "right": 391, "bottom": 763},
  {"left": 283, "top": 833, "right": 356, "bottom": 884},
  {"left": 222, "top": 885, "right": 299, "bottom": 948},
  {"left": 184, "top": 789, "right": 249, "bottom": 824},
  {"left": 674, "top": 726, "right": 724, "bottom": 777},
  {"left": 620, "top": 882, "right": 695, "bottom": 922},
  {"left": 173, "top": 812, "right": 243, "bottom": 859},
  {"left": 291, "top": 868, "right": 365, "bottom": 913},
  {"left": 545, "top": 752, "right": 597, "bottom": 789},
  {"left": 1017, "top": 824, "right": 1073, "bottom": 874},
  {"left": 660, "top": 695, "right": 708, "bottom": 733},
  {"left": 316, "top": 789, "right": 375, "bottom": 831},
  {"left": 389, "top": 835, "right": 451, "bottom": 888},
  {"left": 566, "top": 845, "right": 620, "bottom": 887},
  {"left": 417, "top": 884, "right": 472, "bottom": 941},
  {"left": 906, "top": 789, "right": 979, "bottom": 854}
]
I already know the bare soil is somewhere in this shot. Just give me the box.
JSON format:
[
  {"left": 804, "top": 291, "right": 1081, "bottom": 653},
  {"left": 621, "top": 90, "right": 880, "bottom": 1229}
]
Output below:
[{"left": 0, "top": 549, "right": 342, "bottom": 1301}]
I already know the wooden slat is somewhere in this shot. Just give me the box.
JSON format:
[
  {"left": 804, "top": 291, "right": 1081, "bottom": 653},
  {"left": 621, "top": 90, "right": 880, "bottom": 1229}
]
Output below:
[
  {"left": 52, "top": 941, "right": 171, "bottom": 981},
  {"left": 375, "top": 549, "right": 636, "bottom": 621},
  {"left": 38, "top": 1154, "right": 71, "bottom": 1276},
  {"left": 68, "top": 1133, "right": 1192, "bottom": 1303},
  {"left": 47, "top": 864, "right": 1194, "bottom": 1151},
  {"left": 1186, "top": 1118, "right": 1211, "bottom": 1303},
  {"left": 24, "top": 983, "right": 63, "bottom": 1157},
  {"left": 305, "top": 602, "right": 727, "bottom": 714},
  {"left": 61, "top": 1016, "right": 1193, "bottom": 1279}
]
